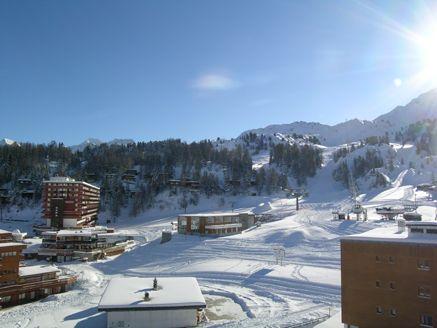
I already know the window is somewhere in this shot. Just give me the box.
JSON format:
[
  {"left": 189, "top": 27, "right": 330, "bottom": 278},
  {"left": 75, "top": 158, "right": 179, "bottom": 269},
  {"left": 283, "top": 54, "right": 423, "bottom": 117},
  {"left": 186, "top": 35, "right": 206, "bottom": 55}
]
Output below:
[
  {"left": 420, "top": 314, "right": 433, "bottom": 327},
  {"left": 376, "top": 280, "right": 381, "bottom": 288},
  {"left": 389, "top": 256, "right": 395, "bottom": 264},
  {"left": 19, "top": 293, "right": 25, "bottom": 300},
  {"left": 390, "top": 309, "right": 397, "bottom": 317},
  {"left": 419, "top": 286, "right": 431, "bottom": 299},
  {"left": 376, "top": 306, "right": 383, "bottom": 314},
  {"left": 42, "top": 288, "right": 51, "bottom": 295},
  {"left": 418, "top": 259, "right": 431, "bottom": 271},
  {"left": 30, "top": 291, "right": 35, "bottom": 299},
  {"left": 411, "top": 228, "right": 424, "bottom": 233},
  {"left": 376, "top": 255, "right": 381, "bottom": 262},
  {"left": 390, "top": 282, "right": 396, "bottom": 290},
  {"left": 427, "top": 229, "right": 437, "bottom": 234},
  {"left": 1, "top": 296, "right": 11, "bottom": 303}
]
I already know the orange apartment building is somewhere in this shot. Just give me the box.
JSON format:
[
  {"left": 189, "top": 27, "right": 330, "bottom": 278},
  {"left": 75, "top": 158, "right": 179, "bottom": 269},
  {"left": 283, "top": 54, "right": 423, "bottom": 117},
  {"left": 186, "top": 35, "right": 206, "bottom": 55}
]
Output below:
[
  {"left": 42, "top": 177, "right": 100, "bottom": 229},
  {"left": 0, "top": 229, "right": 76, "bottom": 308},
  {"left": 341, "top": 220, "right": 437, "bottom": 328}
]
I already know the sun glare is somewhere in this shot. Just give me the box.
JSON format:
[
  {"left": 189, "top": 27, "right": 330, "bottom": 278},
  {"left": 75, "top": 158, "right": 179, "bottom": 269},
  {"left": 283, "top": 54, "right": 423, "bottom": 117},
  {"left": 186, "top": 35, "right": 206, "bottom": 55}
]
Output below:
[{"left": 420, "top": 29, "right": 437, "bottom": 84}]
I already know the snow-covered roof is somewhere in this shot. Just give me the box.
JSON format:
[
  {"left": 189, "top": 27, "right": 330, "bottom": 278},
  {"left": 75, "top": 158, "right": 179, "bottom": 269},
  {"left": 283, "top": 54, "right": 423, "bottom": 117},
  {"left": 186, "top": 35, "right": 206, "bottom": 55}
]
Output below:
[
  {"left": 205, "top": 223, "right": 242, "bottom": 229},
  {"left": 57, "top": 230, "right": 94, "bottom": 237},
  {"left": 0, "top": 242, "right": 26, "bottom": 248},
  {"left": 342, "top": 222, "right": 437, "bottom": 245},
  {"left": 19, "top": 265, "right": 59, "bottom": 277},
  {"left": 180, "top": 212, "right": 252, "bottom": 218},
  {"left": 98, "top": 277, "right": 206, "bottom": 311},
  {"left": 0, "top": 229, "right": 11, "bottom": 234},
  {"left": 43, "top": 177, "right": 100, "bottom": 190},
  {"left": 46, "top": 227, "right": 112, "bottom": 238}
]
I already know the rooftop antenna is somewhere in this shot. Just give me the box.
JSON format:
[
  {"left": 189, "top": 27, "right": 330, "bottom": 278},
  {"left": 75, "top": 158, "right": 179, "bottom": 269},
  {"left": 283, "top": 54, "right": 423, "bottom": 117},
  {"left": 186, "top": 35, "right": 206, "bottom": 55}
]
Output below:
[{"left": 153, "top": 277, "right": 158, "bottom": 291}]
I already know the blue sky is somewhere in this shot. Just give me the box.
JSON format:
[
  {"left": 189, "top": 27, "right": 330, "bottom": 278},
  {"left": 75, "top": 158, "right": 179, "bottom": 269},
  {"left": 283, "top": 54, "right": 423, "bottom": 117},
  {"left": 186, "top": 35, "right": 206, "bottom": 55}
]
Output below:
[{"left": 1, "top": 0, "right": 437, "bottom": 145}]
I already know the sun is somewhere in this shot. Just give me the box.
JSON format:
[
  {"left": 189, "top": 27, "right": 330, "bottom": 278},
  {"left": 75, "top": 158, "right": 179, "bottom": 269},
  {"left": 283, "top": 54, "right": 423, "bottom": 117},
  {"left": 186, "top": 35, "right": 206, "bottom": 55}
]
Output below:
[{"left": 411, "top": 24, "right": 437, "bottom": 87}]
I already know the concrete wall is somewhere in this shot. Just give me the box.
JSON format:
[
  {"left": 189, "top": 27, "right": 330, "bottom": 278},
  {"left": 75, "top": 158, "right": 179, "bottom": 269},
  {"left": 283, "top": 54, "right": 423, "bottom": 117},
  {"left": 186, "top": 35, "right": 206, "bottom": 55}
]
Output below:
[{"left": 107, "top": 309, "right": 198, "bottom": 328}]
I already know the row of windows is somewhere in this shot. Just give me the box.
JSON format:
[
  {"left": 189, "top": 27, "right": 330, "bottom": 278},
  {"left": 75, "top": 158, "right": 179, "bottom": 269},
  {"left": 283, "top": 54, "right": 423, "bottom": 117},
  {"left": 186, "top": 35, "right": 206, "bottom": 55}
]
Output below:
[
  {"left": 375, "top": 308, "right": 433, "bottom": 326},
  {"left": 0, "top": 280, "right": 15, "bottom": 287},
  {"left": 411, "top": 227, "right": 437, "bottom": 234},
  {"left": 1, "top": 251, "right": 17, "bottom": 257},
  {"left": 2, "top": 269, "right": 18, "bottom": 274},
  {"left": 376, "top": 281, "right": 431, "bottom": 299},
  {"left": 375, "top": 255, "right": 395, "bottom": 263},
  {"left": 375, "top": 280, "right": 396, "bottom": 289},
  {"left": 375, "top": 256, "right": 432, "bottom": 270},
  {"left": 376, "top": 306, "right": 397, "bottom": 316},
  {"left": 1, "top": 291, "right": 37, "bottom": 303}
]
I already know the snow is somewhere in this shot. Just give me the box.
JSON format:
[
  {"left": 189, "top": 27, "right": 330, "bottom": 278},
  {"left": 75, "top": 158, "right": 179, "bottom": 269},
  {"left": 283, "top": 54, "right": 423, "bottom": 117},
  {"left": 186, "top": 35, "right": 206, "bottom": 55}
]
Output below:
[
  {"left": 98, "top": 277, "right": 206, "bottom": 310},
  {"left": 181, "top": 212, "right": 251, "bottom": 217},
  {"left": 19, "top": 265, "right": 60, "bottom": 277},
  {"left": 0, "top": 104, "right": 436, "bottom": 327},
  {"left": 342, "top": 221, "right": 437, "bottom": 245},
  {"left": 0, "top": 242, "right": 26, "bottom": 248},
  {"left": 0, "top": 138, "right": 18, "bottom": 146},
  {"left": 70, "top": 138, "right": 135, "bottom": 152}
]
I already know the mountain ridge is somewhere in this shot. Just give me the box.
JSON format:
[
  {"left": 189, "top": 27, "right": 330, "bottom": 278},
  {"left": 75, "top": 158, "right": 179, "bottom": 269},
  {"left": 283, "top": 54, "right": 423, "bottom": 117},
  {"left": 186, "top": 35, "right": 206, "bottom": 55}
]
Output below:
[{"left": 242, "top": 88, "right": 437, "bottom": 146}]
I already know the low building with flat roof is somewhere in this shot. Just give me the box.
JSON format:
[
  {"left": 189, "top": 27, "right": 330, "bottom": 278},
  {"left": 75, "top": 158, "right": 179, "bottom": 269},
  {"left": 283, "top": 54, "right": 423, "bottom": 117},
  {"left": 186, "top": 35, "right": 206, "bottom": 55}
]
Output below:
[
  {"left": 177, "top": 212, "right": 256, "bottom": 236},
  {"left": 98, "top": 277, "right": 206, "bottom": 328},
  {"left": 38, "top": 226, "right": 135, "bottom": 262},
  {"left": 341, "top": 220, "right": 437, "bottom": 328}
]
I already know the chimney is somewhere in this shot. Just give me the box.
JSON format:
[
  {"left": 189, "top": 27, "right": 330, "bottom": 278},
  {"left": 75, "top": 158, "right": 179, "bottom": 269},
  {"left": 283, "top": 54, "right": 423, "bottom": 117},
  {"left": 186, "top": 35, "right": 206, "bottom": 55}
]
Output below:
[
  {"left": 144, "top": 292, "right": 150, "bottom": 301},
  {"left": 153, "top": 277, "right": 158, "bottom": 291},
  {"left": 397, "top": 218, "right": 406, "bottom": 233}
]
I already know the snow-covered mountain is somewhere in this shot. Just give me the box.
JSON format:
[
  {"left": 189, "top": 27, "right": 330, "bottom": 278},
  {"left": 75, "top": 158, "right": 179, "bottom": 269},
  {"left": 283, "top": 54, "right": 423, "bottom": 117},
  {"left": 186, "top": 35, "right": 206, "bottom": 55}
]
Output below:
[
  {"left": 242, "top": 89, "right": 437, "bottom": 146},
  {"left": 0, "top": 138, "right": 18, "bottom": 146},
  {"left": 70, "top": 138, "right": 135, "bottom": 152}
]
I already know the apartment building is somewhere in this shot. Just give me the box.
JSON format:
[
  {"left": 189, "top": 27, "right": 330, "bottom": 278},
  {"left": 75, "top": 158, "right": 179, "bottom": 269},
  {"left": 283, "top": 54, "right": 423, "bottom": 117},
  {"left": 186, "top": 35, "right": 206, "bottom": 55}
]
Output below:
[
  {"left": 42, "top": 177, "right": 100, "bottom": 229},
  {"left": 0, "top": 230, "right": 76, "bottom": 308},
  {"left": 38, "top": 226, "right": 135, "bottom": 262},
  {"left": 341, "top": 220, "right": 437, "bottom": 328}
]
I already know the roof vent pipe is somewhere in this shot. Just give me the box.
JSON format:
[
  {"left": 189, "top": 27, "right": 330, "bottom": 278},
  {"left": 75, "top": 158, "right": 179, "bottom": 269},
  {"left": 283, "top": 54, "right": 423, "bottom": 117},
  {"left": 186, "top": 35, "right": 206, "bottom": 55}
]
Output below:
[
  {"left": 397, "top": 218, "right": 406, "bottom": 233},
  {"left": 153, "top": 277, "right": 158, "bottom": 291}
]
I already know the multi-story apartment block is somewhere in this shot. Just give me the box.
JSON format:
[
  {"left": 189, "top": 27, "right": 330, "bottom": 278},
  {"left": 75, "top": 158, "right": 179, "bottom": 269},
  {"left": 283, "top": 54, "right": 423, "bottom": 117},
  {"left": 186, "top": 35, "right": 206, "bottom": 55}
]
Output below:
[
  {"left": 38, "top": 227, "right": 135, "bottom": 262},
  {"left": 341, "top": 220, "right": 437, "bottom": 328},
  {"left": 42, "top": 177, "right": 100, "bottom": 229},
  {"left": 0, "top": 230, "right": 76, "bottom": 308}
]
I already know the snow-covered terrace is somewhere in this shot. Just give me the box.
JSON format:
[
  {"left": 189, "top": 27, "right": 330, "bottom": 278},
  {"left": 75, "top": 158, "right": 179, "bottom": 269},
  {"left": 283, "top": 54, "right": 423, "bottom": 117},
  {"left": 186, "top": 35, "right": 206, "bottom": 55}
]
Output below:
[
  {"left": 19, "top": 265, "right": 60, "bottom": 277},
  {"left": 0, "top": 242, "right": 26, "bottom": 248}
]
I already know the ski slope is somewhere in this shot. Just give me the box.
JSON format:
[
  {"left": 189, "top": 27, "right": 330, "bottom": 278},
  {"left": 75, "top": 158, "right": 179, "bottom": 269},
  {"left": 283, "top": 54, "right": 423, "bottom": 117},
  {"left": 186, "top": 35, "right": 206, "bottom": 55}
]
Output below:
[{"left": 0, "top": 147, "right": 435, "bottom": 328}]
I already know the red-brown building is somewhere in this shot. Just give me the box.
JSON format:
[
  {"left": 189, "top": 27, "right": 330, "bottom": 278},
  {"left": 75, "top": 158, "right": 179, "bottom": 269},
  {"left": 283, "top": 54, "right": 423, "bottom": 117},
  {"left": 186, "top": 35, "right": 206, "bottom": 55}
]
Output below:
[
  {"left": 0, "top": 230, "right": 76, "bottom": 308},
  {"left": 341, "top": 220, "right": 437, "bottom": 328},
  {"left": 177, "top": 212, "right": 257, "bottom": 236},
  {"left": 42, "top": 177, "right": 100, "bottom": 229}
]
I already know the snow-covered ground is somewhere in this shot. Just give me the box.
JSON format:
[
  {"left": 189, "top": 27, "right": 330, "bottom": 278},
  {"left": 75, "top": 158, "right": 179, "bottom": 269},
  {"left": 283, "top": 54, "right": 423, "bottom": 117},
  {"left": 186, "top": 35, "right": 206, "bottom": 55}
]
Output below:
[{"left": 0, "top": 147, "right": 436, "bottom": 328}]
